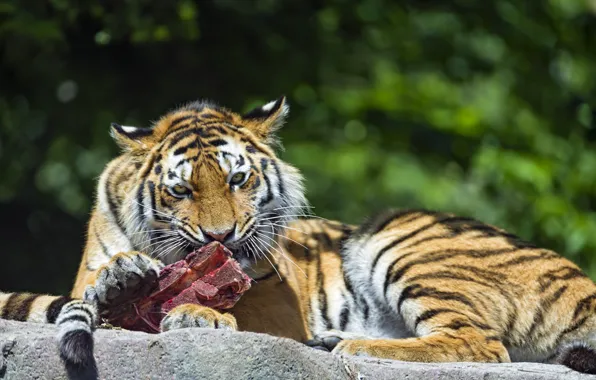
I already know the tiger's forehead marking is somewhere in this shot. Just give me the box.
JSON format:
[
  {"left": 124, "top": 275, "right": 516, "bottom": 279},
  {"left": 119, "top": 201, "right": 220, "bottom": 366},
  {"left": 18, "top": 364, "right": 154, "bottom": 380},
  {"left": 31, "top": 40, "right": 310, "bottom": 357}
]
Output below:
[
  {"left": 163, "top": 133, "right": 251, "bottom": 184},
  {"left": 164, "top": 151, "right": 194, "bottom": 184},
  {"left": 216, "top": 136, "right": 251, "bottom": 173}
]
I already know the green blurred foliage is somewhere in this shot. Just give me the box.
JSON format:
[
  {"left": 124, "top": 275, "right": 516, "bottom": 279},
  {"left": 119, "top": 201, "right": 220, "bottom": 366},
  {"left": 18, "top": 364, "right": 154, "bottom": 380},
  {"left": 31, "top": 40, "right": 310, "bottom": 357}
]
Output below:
[{"left": 1, "top": 0, "right": 595, "bottom": 293}]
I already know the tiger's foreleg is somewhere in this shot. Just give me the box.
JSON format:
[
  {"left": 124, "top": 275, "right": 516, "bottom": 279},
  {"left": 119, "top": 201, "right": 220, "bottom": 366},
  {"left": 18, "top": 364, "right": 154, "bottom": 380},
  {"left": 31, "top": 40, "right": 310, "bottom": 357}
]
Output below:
[{"left": 71, "top": 214, "right": 163, "bottom": 316}]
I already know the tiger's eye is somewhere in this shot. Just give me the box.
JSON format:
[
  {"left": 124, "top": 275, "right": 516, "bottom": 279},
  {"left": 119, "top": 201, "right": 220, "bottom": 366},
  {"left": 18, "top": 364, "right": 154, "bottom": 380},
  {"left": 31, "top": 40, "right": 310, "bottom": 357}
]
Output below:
[
  {"left": 170, "top": 184, "right": 191, "bottom": 197},
  {"left": 229, "top": 172, "right": 246, "bottom": 186}
]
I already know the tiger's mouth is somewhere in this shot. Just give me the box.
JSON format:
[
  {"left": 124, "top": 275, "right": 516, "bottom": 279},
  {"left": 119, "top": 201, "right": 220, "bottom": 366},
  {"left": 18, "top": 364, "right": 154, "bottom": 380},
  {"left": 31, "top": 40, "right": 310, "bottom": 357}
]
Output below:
[
  {"left": 178, "top": 235, "right": 251, "bottom": 262},
  {"left": 169, "top": 219, "right": 280, "bottom": 267}
]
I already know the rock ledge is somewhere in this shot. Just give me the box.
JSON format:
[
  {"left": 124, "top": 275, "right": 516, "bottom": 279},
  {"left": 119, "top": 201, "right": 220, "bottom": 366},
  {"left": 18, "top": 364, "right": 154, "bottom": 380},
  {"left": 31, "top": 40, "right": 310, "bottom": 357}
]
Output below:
[{"left": 0, "top": 320, "right": 589, "bottom": 379}]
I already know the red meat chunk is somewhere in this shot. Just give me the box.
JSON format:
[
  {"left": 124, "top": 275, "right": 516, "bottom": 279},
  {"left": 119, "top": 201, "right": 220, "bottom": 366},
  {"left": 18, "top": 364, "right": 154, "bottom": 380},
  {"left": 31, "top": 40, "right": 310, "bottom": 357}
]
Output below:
[{"left": 105, "top": 242, "right": 251, "bottom": 333}]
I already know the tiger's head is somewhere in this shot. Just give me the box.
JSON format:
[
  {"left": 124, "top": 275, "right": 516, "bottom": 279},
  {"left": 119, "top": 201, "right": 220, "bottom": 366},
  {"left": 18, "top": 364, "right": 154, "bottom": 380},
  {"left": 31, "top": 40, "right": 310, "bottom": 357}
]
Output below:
[{"left": 111, "top": 97, "right": 307, "bottom": 267}]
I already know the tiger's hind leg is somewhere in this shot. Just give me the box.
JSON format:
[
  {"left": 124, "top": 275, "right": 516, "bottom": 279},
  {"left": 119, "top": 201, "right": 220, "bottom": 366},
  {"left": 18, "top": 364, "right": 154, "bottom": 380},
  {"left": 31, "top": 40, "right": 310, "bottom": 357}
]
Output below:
[
  {"left": 310, "top": 308, "right": 509, "bottom": 362},
  {"left": 333, "top": 288, "right": 511, "bottom": 362},
  {"left": 331, "top": 328, "right": 509, "bottom": 363}
]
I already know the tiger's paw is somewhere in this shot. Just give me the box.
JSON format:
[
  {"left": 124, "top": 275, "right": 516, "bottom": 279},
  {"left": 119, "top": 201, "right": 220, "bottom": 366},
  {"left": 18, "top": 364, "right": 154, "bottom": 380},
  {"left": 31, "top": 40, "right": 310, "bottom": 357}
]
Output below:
[
  {"left": 331, "top": 340, "right": 372, "bottom": 357},
  {"left": 86, "top": 251, "right": 163, "bottom": 310},
  {"left": 305, "top": 330, "right": 371, "bottom": 352},
  {"left": 160, "top": 304, "right": 237, "bottom": 332}
]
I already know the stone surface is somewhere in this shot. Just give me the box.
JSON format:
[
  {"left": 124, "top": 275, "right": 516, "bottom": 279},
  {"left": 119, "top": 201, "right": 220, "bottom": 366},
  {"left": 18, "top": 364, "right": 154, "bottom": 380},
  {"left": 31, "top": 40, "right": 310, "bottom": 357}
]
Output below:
[{"left": 0, "top": 319, "right": 591, "bottom": 380}]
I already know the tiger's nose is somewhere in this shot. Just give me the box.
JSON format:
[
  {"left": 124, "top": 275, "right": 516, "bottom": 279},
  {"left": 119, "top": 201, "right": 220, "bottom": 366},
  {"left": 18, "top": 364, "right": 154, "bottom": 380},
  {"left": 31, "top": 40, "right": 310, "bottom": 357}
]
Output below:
[{"left": 203, "top": 226, "right": 235, "bottom": 242}]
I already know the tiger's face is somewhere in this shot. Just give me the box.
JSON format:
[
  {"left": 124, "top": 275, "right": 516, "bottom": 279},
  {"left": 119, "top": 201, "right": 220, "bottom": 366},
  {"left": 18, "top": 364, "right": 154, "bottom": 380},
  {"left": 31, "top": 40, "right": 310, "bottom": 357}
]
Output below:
[{"left": 112, "top": 97, "right": 306, "bottom": 266}]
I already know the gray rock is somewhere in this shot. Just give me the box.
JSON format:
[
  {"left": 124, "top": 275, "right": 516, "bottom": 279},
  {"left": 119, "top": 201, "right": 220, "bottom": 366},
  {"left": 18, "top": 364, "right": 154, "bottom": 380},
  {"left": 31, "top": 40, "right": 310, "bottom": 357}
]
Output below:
[{"left": 0, "top": 319, "right": 590, "bottom": 380}]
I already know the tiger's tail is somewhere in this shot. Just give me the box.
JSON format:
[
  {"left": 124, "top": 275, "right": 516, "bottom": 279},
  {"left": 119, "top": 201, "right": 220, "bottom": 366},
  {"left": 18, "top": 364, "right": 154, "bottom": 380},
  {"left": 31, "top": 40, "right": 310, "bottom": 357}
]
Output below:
[
  {"left": 0, "top": 292, "right": 97, "bottom": 367},
  {"left": 555, "top": 341, "right": 596, "bottom": 374}
]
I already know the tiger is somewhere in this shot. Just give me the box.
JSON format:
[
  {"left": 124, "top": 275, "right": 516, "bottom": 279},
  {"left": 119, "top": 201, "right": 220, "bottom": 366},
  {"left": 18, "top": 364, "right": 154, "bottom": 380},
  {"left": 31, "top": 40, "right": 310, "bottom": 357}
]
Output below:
[{"left": 1, "top": 96, "right": 596, "bottom": 374}]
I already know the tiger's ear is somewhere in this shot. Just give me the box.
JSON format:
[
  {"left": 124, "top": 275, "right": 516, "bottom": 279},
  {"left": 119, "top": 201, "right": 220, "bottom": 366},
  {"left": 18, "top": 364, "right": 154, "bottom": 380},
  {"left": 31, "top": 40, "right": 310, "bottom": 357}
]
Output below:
[
  {"left": 241, "top": 96, "right": 289, "bottom": 140},
  {"left": 110, "top": 123, "right": 156, "bottom": 151}
]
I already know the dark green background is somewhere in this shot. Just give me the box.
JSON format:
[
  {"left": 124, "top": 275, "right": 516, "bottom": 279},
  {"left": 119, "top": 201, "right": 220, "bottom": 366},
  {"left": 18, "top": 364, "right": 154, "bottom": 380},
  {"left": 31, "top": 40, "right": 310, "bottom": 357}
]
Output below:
[{"left": 1, "top": 1, "right": 595, "bottom": 294}]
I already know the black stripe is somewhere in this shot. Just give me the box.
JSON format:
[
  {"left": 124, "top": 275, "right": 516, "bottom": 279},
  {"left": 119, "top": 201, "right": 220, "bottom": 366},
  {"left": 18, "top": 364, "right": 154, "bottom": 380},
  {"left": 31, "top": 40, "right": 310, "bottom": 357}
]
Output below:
[
  {"left": 573, "top": 292, "right": 596, "bottom": 319},
  {"left": 401, "top": 234, "right": 452, "bottom": 250},
  {"left": 396, "top": 285, "right": 418, "bottom": 312},
  {"left": 259, "top": 174, "right": 274, "bottom": 208},
  {"left": 94, "top": 227, "right": 111, "bottom": 258},
  {"left": 250, "top": 176, "right": 261, "bottom": 191},
  {"left": 312, "top": 232, "right": 333, "bottom": 250},
  {"left": 61, "top": 303, "right": 95, "bottom": 321},
  {"left": 208, "top": 126, "right": 227, "bottom": 134},
  {"left": 560, "top": 315, "right": 590, "bottom": 339},
  {"left": 260, "top": 158, "right": 269, "bottom": 171},
  {"left": 527, "top": 285, "right": 568, "bottom": 339},
  {"left": 168, "top": 119, "right": 218, "bottom": 140},
  {"left": 136, "top": 180, "right": 147, "bottom": 228},
  {"left": 339, "top": 302, "right": 350, "bottom": 330},
  {"left": 166, "top": 127, "right": 201, "bottom": 149},
  {"left": 173, "top": 140, "right": 199, "bottom": 156},
  {"left": 446, "top": 264, "right": 507, "bottom": 283},
  {"left": 538, "top": 267, "right": 587, "bottom": 292},
  {"left": 201, "top": 113, "right": 221, "bottom": 121},
  {"left": 380, "top": 252, "right": 418, "bottom": 294},
  {"left": 362, "top": 298, "right": 370, "bottom": 321},
  {"left": 238, "top": 135, "right": 270, "bottom": 155},
  {"left": 343, "top": 270, "right": 356, "bottom": 298},
  {"left": 60, "top": 314, "right": 91, "bottom": 325},
  {"left": 443, "top": 318, "right": 493, "bottom": 331},
  {"left": 406, "top": 271, "right": 496, "bottom": 290},
  {"left": 147, "top": 180, "right": 168, "bottom": 223},
  {"left": 491, "top": 251, "right": 558, "bottom": 268},
  {"left": 442, "top": 319, "right": 473, "bottom": 331},
  {"left": 207, "top": 139, "right": 228, "bottom": 147},
  {"left": 396, "top": 284, "right": 480, "bottom": 315},
  {"left": 316, "top": 255, "right": 332, "bottom": 330},
  {"left": 358, "top": 209, "right": 425, "bottom": 237},
  {"left": 270, "top": 160, "right": 285, "bottom": 197},
  {"left": 415, "top": 308, "right": 467, "bottom": 329},
  {"left": 167, "top": 170, "right": 178, "bottom": 180},
  {"left": 105, "top": 166, "right": 126, "bottom": 236},
  {"left": 170, "top": 115, "right": 196, "bottom": 129},
  {"left": 47, "top": 296, "right": 73, "bottom": 324},
  {"left": 1, "top": 293, "right": 37, "bottom": 321}
]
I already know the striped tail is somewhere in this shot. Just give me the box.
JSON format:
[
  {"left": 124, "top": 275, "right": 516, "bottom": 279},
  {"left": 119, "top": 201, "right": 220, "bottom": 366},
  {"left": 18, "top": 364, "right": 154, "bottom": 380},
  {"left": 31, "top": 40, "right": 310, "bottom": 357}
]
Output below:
[{"left": 0, "top": 292, "right": 97, "bottom": 367}]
